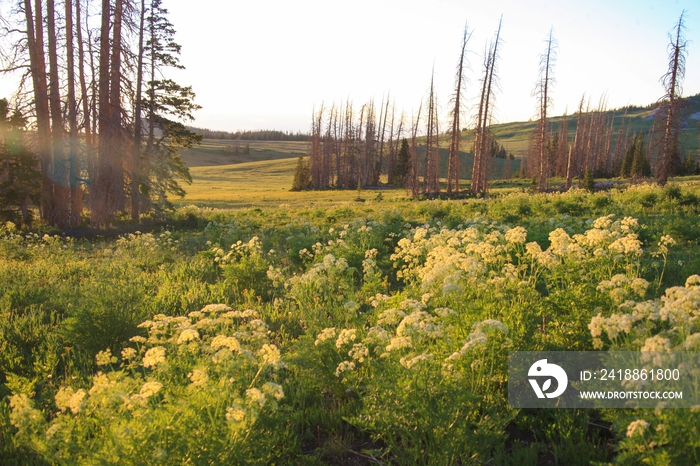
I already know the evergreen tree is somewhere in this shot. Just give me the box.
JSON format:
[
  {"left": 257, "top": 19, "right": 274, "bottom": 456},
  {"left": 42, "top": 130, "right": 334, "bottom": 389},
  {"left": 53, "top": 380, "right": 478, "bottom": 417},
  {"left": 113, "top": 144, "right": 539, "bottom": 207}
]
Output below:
[
  {"left": 392, "top": 139, "right": 411, "bottom": 187},
  {"left": 291, "top": 155, "right": 312, "bottom": 191},
  {"left": 631, "top": 133, "right": 651, "bottom": 178},
  {"left": 0, "top": 100, "right": 41, "bottom": 225},
  {"left": 139, "top": 0, "right": 202, "bottom": 214},
  {"left": 620, "top": 135, "right": 636, "bottom": 178},
  {"left": 582, "top": 167, "right": 595, "bottom": 192}
]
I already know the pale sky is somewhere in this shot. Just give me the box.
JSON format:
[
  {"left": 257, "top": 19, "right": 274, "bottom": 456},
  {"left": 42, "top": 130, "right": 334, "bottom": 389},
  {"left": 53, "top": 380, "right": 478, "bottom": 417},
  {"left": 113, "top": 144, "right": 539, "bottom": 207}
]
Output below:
[{"left": 2, "top": 0, "right": 699, "bottom": 133}]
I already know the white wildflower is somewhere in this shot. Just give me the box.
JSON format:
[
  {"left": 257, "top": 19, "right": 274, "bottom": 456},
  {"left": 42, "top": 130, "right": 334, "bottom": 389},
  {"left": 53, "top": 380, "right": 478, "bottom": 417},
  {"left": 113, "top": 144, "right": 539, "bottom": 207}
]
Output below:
[
  {"left": 96, "top": 349, "right": 117, "bottom": 366},
  {"left": 334, "top": 360, "right": 356, "bottom": 377},
  {"left": 245, "top": 388, "right": 266, "bottom": 408},
  {"left": 348, "top": 343, "right": 369, "bottom": 363},
  {"left": 626, "top": 419, "right": 649, "bottom": 438},
  {"left": 142, "top": 346, "right": 166, "bottom": 368},
  {"left": 188, "top": 369, "right": 209, "bottom": 387},
  {"left": 139, "top": 381, "right": 163, "bottom": 398},
  {"left": 335, "top": 329, "right": 357, "bottom": 349},
  {"left": 177, "top": 328, "right": 200, "bottom": 344}
]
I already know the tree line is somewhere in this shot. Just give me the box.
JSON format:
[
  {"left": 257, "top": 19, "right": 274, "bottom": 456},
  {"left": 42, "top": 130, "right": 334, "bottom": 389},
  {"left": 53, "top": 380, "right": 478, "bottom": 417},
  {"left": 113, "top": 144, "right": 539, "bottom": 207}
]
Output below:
[
  {"left": 186, "top": 127, "right": 310, "bottom": 142},
  {"left": 298, "top": 12, "right": 696, "bottom": 196},
  {"left": 0, "top": 0, "right": 200, "bottom": 227}
]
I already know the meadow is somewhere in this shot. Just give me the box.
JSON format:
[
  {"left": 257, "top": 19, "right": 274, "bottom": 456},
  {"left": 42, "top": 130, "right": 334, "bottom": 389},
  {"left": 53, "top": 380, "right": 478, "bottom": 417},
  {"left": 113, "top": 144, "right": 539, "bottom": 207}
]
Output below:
[{"left": 2, "top": 162, "right": 700, "bottom": 464}]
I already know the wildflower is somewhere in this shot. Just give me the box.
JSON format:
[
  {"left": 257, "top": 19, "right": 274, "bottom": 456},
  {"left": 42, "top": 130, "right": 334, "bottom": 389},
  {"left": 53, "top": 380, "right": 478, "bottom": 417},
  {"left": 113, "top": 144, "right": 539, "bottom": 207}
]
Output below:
[
  {"left": 314, "top": 327, "right": 337, "bottom": 346},
  {"left": 211, "top": 335, "right": 241, "bottom": 352},
  {"left": 87, "top": 373, "right": 111, "bottom": 397},
  {"left": 335, "top": 329, "right": 357, "bottom": 349},
  {"left": 226, "top": 404, "right": 246, "bottom": 423},
  {"left": 68, "top": 390, "right": 86, "bottom": 414},
  {"left": 96, "top": 349, "right": 117, "bottom": 366},
  {"left": 399, "top": 353, "right": 434, "bottom": 369},
  {"left": 641, "top": 335, "right": 671, "bottom": 352},
  {"left": 684, "top": 333, "right": 700, "bottom": 350},
  {"left": 188, "top": 369, "right": 209, "bottom": 387},
  {"left": 433, "top": 307, "right": 457, "bottom": 318},
  {"left": 472, "top": 319, "right": 509, "bottom": 335},
  {"left": 121, "top": 348, "right": 137, "bottom": 360},
  {"left": 505, "top": 226, "right": 527, "bottom": 244},
  {"left": 334, "top": 360, "right": 356, "bottom": 377},
  {"left": 140, "top": 381, "right": 163, "bottom": 398},
  {"left": 55, "top": 387, "right": 74, "bottom": 412},
  {"left": 630, "top": 278, "right": 649, "bottom": 297},
  {"left": 377, "top": 308, "right": 406, "bottom": 326},
  {"left": 212, "top": 348, "right": 233, "bottom": 364},
  {"left": 626, "top": 419, "right": 649, "bottom": 437},
  {"left": 245, "top": 388, "right": 266, "bottom": 408},
  {"left": 200, "top": 304, "right": 231, "bottom": 314},
  {"left": 129, "top": 336, "right": 147, "bottom": 344},
  {"left": 177, "top": 328, "right": 200, "bottom": 344},
  {"left": 142, "top": 346, "right": 166, "bottom": 368},
  {"left": 348, "top": 343, "right": 369, "bottom": 363},
  {"left": 262, "top": 382, "right": 285, "bottom": 401},
  {"left": 258, "top": 344, "right": 284, "bottom": 369},
  {"left": 9, "top": 394, "right": 42, "bottom": 430},
  {"left": 385, "top": 336, "right": 413, "bottom": 352}
]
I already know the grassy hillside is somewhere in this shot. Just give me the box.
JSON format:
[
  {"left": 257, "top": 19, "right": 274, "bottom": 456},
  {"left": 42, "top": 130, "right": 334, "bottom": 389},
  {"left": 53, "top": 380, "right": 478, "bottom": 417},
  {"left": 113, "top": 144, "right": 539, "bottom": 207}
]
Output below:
[{"left": 177, "top": 94, "right": 699, "bottom": 208}]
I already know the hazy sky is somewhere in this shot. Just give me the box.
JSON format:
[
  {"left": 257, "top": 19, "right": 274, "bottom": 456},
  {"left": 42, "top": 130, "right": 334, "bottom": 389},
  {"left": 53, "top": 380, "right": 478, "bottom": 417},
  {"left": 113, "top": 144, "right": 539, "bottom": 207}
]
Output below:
[{"left": 2, "top": 0, "right": 698, "bottom": 133}]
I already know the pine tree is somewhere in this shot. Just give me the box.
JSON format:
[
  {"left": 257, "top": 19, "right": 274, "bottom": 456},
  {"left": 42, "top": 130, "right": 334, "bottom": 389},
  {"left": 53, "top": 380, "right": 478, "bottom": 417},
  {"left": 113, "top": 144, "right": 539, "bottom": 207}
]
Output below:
[
  {"left": 620, "top": 135, "right": 636, "bottom": 178},
  {"left": 631, "top": 133, "right": 650, "bottom": 179},
  {"left": 0, "top": 100, "right": 41, "bottom": 225},
  {"left": 139, "top": 0, "right": 202, "bottom": 214},
  {"left": 582, "top": 167, "right": 595, "bottom": 192},
  {"left": 392, "top": 139, "right": 411, "bottom": 187},
  {"left": 291, "top": 155, "right": 312, "bottom": 191}
]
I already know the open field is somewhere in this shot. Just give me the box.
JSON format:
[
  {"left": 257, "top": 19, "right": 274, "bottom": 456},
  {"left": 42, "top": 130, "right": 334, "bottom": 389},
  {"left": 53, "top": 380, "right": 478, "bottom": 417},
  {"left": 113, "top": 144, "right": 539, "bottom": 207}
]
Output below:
[{"left": 180, "top": 139, "right": 308, "bottom": 167}]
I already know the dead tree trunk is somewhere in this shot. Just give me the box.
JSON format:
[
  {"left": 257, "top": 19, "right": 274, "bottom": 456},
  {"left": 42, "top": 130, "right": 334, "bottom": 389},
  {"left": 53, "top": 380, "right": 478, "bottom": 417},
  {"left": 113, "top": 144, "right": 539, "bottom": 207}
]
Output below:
[
  {"left": 536, "top": 28, "right": 557, "bottom": 192},
  {"left": 131, "top": 0, "right": 146, "bottom": 221},
  {"left": 47, "top": 0, "right": 69, "bottom": 226},
  {"left": 65, "top": 0, "right": 82, "bottom": 226},
  {"left": 409, "top": 102, "right": 423, "bottom": 197},
  {"left": 24, "top": 0, "right": 55, "bottom": 223},
  {"left": 76, "top": 0, "right": 93, "bottom": 205},
  {"left": 447, "top": 24, "right": 471, "bottom": 194},
  {"left": 657, "top": 11, "right": 687, "bottom": 186}
]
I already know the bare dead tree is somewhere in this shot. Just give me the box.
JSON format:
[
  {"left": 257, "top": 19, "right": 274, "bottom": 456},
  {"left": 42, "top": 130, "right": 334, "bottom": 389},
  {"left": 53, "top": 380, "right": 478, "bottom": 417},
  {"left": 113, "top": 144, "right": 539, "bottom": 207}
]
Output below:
[
  {"left": 23, "top": 0, "right": 55, "bottom": 222},
  {"left": 534, "top": 27, "right": 557, "bottom": 191},
  {"left": 76, "top": 0, "right": 94, "bottom": 194},
  {"left": 65, "top": 0, "right": 83, "bottom": 226},
  {"left": 130, "top": 0, "right": 146, "bottom": 221},
  {"left": 424, "top": 71, "right": 439, "bottom": 195},
  {"left": 447, "top": 23, "right": 471, "bottom": 194},
  {"left": 377, "top": 94, "right": 389, "bottom": 184},
  {"left": 656, "top": 10, "right": 688, "bottom": 186},
  {"left": 409, "top": 101, "right": 423, "bottom": 197},
  {"left": 46, "top": 0, "right": 70, "bottom": 226},
  {"left": 472, "top": 16, "right": 502, "bottom": 195}
]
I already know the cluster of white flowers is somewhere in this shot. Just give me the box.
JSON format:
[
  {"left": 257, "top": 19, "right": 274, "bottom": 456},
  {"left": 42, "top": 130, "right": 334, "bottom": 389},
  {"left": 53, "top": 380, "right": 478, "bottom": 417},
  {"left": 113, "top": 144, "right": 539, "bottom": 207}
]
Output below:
[
  {"left": 335, "top": 329, "right": 357, "bottom": 349},
  {"left": 590, "top": 275, "right": 700, "bottom": 351},
  {"left": 334, "top": 360, "right": 356, "bottom": 377},
  {"left": 96, "top": 348, "right": 117, "bottom": 366},
  {"left": 626, "top": 419, "right": 650, "bottom": 438},
  {"left": 399, "top": 353, "right": 434, "bottom": 369},
  {"left": 55, "top": 387, "right": 87, "bottom": 414},
  {"left": 288, "top": 253, "right": 349, "bottom": 288},
  {"left": 214, "top": 236, "right": 264, "bottom": 265},
  {"left": 446, "top": 319, "right": 509, "bottom": 362},
  {"left": 315, "top": 327, "right": 337, "bottom": 346}
]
